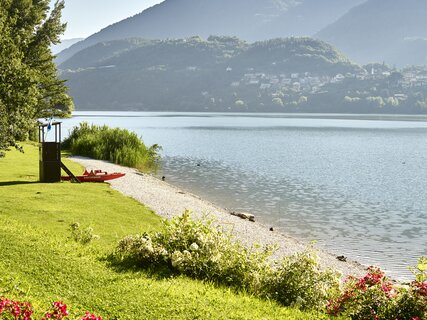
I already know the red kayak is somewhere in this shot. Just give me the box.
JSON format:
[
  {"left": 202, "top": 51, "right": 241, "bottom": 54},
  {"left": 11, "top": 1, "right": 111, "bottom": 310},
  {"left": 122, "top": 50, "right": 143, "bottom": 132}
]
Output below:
[{"left": 61, "top": 169, "right": 126, "bottom": 182}]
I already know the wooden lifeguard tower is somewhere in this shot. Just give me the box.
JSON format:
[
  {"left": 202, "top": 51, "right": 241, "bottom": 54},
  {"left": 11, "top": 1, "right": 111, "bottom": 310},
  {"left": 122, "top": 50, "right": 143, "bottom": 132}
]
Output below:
[
  {"left": 39, "top": 121, "right": 62, "bottom": 182},
  {"left": 38, "top": 121, "right": 79, "bottom": 183}
]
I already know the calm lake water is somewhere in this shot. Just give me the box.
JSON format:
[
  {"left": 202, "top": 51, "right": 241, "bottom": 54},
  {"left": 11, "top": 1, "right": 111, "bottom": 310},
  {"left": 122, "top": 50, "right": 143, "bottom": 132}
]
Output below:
[{"left": 62, "top": 112, "right": 427, "bottom": 280}]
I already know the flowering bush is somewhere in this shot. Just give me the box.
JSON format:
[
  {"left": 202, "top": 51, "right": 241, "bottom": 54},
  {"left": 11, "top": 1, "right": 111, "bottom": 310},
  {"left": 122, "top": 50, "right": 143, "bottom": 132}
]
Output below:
[
  {"left": 326, "top": 267, "right": 395, "bottom": 319},
  {"left": 0, "top": 298, "right": 102, "bottom": 320},
  {"left": 0, "top": 297, "right": 33, "bottom": 320},
  {"left": 327, "top": 260, "right": 427, "bottom": 320},
  {"left": 80, "top": 312, "right": 102, "bottom": 320},
  {"left": 117, "top": 210, "right": 275, "bottom": 291},
  {"left": 116, "top": 210, "right": 340, "bottom": 310},
  {"left": 266, "top": 249, "right": 340, "bottom": 310},
  {"left": 42, "top": 301, "right": 69, "bottom": 319}
]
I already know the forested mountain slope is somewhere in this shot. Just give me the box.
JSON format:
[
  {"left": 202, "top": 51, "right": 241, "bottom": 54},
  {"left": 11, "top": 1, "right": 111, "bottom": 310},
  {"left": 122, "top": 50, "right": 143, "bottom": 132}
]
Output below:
[
  {"left": 57, "top": 0, "right": 363, "bottom": 64},
  {"left": 60, "top": 36, "right": 363, "bottom": 112}
]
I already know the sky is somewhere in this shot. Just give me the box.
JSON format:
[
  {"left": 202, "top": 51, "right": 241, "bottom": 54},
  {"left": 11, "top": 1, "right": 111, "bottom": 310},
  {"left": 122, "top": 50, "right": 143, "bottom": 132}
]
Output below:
[{"left": 49, "top": 0, "right": 164, "bottom": 39}]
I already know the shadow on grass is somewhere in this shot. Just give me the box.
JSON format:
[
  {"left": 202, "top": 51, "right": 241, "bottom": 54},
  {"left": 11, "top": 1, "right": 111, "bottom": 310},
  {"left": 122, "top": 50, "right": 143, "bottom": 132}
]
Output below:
[
  {"left": 102, "top": 253, "right": 247, "bottom": 299},
  {"left": 102, "top": 254, "right": 175, "bottom": 280},
  {"left": 0, "top": 181, "right": 39, "bottom": 186}
]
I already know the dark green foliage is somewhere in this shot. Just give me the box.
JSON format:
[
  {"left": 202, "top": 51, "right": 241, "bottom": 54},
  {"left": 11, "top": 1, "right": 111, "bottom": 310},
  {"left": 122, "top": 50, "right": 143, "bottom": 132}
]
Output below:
[
  {"left": 60, "top": 35, "right": 427, "bottom": 114},
  {"left": 63, "top": 122, "right": 161, "bottom": 171},
  {"left": 0, "top": 0, "right": 73, "bottom": 156},
  {"left": 60, "top": 36, "right": 361, "bottom": 112},
  {"left": 230, "top": 37, "right": 354, "bottom": 74}
]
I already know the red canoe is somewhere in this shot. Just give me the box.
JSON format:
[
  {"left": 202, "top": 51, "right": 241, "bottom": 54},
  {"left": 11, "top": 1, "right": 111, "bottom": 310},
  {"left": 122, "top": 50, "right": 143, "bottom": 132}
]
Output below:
[{"left": 61, "top": 169, "right": 126, "bottom": 182}]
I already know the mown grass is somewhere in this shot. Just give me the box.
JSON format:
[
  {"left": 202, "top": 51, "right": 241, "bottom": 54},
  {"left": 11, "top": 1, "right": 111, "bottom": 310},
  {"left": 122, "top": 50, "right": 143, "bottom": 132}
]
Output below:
[{"left": 0, "top": 143, "right": 329, "bottom": 319}]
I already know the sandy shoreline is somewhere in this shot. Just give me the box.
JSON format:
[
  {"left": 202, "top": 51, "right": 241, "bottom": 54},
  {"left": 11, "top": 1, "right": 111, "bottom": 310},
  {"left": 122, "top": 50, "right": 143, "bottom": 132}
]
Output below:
[{"left": 69, "top": 156, "right": 368, "bottom": 279}]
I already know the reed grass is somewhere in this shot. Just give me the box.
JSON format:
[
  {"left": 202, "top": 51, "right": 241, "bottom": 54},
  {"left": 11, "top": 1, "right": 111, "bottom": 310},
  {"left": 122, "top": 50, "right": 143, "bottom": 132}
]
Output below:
[{"left": 63, "top": 122, "right": 161, "bottom": 171}]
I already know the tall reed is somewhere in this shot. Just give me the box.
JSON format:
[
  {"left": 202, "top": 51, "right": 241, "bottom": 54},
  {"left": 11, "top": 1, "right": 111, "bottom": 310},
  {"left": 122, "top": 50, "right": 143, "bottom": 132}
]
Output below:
[{"left": 63, "top": 122, "right": 161, "bottom": 171}]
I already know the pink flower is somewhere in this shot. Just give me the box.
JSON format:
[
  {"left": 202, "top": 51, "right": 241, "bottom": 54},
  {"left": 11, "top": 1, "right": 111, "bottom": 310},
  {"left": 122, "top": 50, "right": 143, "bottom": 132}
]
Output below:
[
  {"left": 0, "top": 297, "right": 33, "bottom": 320},
  {"left": 43, "top": 301, "right": 69, "bottom": 319},
  {"left": 413, "top": 282, "right": 427, "bottom": 297},
  {"left": 81, "top": 311, "right": 103, "bottom": 320}
]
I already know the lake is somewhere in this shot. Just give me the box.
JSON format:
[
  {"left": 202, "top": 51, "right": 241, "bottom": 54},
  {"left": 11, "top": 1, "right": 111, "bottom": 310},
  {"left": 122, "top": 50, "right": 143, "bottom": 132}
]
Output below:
[{"left": 61, "top": 112, "right": 427, "bottom": 280}]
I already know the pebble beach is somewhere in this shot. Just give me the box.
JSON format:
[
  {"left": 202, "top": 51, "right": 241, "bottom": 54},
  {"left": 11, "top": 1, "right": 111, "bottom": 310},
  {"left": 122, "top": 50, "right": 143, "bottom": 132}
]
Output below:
[{"left": 70, "top": 156, "right": 368, "bottom": 279}]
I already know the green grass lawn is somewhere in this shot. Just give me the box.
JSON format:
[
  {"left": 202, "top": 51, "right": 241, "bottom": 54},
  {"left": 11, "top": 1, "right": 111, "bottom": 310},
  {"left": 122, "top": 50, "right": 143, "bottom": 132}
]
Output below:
[{"left": 0, "top": 143, "right": 329, "bottom": 319}]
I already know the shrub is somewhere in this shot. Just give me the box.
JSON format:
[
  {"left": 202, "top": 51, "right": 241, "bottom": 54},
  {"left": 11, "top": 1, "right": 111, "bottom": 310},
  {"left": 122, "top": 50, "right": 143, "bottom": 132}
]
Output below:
[
  {"left": 115, "top": 210, "right": 340, "bottom": 310},
  {"left": 327, "top": 259, "right": 427, "bottom": 320},
  {"left": 69, "top": 222, "right": 100, "bottom": 245},
  {"left": 62, "top": 122, "right": 161, "bottom": 171},
  {"left": 326, "top": 267, "right": 396, "bottom": 319},
  {"left": 0, "top": 298, "right": 102, "bottom": 320},
  {"left": 0, "top": 297, "right": 33, "bottom": 319},
  {"left": 42, "top": 301, "right": 69, "bottom": 319},
  {"left": 266, "top": 249, "right": 340, "bottom": 310}
]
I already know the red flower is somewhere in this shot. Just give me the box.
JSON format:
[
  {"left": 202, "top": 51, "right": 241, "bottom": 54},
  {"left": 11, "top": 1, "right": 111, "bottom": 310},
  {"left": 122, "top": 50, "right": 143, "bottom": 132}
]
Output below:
[
  {"left": 43, "top": 301, "right": 69, "bottom": 319},
  {"left": 0, "top": 297, "right": 33, "bottom": 320},
  {"left": 81, "top": 311, "right": 103, "bottom": 320},
  {"left": 413, "top": 282, "right": 427, "bottom": 297}
]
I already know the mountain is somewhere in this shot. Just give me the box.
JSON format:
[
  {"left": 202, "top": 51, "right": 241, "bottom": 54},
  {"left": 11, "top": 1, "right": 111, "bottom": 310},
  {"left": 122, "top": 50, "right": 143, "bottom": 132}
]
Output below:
[
  {"left": 51, "top": 38, "right": 84, "bottom": 55},
  {"left": 56, "top": 0, "right": 363, "bottom": 65},
  {"left": 59, "top": 37, "right": 360, "bottom": 112},
  {"left": 59, "top": 38, "right": 151, "bottom": 70},
  {"left": 383, "top": 38, "right": 427, "bottom": 66},
  {"left": 316, "top": 0, "right": 427, "bottom": 66},
  {"left": 252, "top": 0, "right": 365, "bottom": 40}
]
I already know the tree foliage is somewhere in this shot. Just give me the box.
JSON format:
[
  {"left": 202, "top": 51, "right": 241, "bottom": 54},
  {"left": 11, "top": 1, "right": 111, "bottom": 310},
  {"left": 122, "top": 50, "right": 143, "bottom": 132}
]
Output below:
[{"left": 0, "top": 0, "right": 73, "bottom": 156}]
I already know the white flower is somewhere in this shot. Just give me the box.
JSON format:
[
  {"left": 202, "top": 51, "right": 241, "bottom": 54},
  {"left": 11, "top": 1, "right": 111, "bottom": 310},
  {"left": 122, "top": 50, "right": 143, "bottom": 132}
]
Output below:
[
  {"left": 159, "top": 248, "right": 168, "bottom": 257},
  {"left": 189, "top": 242, "right": 199, "bottom": 251},
  {"left": 171, "top": 251, "right": 182, "bottom": 268},
  {"left": 145, "top": 243, "right": 154, "bottom": 254}
]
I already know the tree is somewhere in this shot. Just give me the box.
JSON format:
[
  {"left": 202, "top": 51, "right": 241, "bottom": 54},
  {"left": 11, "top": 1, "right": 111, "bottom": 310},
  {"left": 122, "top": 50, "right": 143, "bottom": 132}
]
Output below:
[
  {"left": 235, "top": 99, "right": 245, "bottom": 107},
  {"left": 272, "top": 97, "right": 284, "bottom": 107},
  {"left": 0, "top": 0, "right": 73, "bottom": 156}
]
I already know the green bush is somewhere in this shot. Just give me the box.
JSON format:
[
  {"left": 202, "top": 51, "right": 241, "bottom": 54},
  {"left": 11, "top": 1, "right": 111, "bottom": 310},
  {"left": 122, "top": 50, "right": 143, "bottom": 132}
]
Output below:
[
  {"left": 266, "top": 249, "right": 340, "bottom": 310},
  {"left": 327, "top": 263, "right": 427, "bottom": 319},
  {"left": 62, "top": 122, "right": 161, "bottom": 171},
  {"left": 69, "top": 222, "right": 100, "bottom": 245},
  {"left": 115, "top": 210, "right": 340, "bottom": 310}
]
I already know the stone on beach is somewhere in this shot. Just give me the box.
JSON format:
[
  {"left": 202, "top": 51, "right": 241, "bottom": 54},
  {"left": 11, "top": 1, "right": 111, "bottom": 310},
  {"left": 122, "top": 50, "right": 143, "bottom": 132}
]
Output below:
[{"left": 230, "top": 211, "right": 255, "bottom": 222}]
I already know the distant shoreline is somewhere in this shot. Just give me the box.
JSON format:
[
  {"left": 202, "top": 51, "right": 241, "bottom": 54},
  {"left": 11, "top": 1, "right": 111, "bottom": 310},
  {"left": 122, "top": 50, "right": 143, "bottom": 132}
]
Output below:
[
  {"left": 69, "top": 155, "right": 369, "bottom": 280},
  {"left": 71, "top": 110, "right": 427, "bottom": 122}
]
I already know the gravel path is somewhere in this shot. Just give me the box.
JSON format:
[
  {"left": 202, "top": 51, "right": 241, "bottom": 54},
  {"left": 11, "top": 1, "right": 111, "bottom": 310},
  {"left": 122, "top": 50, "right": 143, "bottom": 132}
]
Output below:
[{"left": 69, "top": 156, "right": 368, "bottom": 278}]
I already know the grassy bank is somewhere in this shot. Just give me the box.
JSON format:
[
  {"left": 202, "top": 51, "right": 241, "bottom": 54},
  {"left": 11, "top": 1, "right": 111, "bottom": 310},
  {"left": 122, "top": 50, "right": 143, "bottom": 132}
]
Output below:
[{"left": 0, "top": 143, "right": 325, "bottom": 319}]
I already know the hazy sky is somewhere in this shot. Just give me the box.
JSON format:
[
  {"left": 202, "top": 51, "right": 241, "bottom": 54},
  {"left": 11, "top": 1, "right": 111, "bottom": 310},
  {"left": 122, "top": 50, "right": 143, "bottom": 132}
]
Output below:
[{"left": 50, "top": 0, "right": 164, "bottom": 39}]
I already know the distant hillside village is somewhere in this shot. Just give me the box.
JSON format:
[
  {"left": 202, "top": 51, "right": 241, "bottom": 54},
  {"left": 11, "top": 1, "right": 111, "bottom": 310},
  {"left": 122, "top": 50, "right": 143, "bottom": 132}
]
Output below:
[
  {"left": 236, "top": 67, "right": 427, "bottom": 94},
  {"left": 219, "top": 65, "right": 427, "bottom": 112}
]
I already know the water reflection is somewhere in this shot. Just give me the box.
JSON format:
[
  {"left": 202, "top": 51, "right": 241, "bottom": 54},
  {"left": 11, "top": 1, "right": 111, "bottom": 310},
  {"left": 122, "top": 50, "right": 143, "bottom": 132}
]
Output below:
[{"left": 160, "top": 156, "right": 427, "bottom": 280}]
